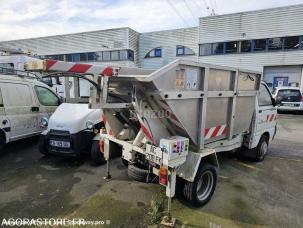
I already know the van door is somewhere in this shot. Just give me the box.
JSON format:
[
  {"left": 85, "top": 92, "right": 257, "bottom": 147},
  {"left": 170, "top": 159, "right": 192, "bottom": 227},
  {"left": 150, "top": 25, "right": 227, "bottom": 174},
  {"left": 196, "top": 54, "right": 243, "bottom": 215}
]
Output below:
[
  {"left": 255, "top": 83, "right": 277, "bottom": 142},
  {"left": 33, "top": 85, "right": 60, "bottom": 131},
  {"left": 0, "top": 82, "right": 39, "bottom": 140}
]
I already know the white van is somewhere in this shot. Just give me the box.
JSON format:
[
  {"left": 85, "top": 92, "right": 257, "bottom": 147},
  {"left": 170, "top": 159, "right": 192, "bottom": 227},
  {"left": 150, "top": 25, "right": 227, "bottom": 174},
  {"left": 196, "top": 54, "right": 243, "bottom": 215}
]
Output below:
[{"left": 0, "top": 72, "right": 60, "bottom": 153}]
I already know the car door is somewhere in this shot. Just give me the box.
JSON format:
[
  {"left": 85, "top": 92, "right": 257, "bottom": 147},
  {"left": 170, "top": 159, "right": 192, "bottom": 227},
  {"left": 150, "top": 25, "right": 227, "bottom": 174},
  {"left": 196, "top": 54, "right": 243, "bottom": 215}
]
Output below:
[
  {"left": 0, "top": 82, "right": 38, "bottom": 140},
  {"left": 33, "top": 85, "right": 60, "bottom": 131},
  {"left": 255, "top": 83, "right": 277, "bottom": 138}
]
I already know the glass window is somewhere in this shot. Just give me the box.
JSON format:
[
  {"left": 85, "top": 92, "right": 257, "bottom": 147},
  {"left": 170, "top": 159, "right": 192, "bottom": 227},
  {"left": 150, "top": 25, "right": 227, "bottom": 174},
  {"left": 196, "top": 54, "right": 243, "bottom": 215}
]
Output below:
[
  {"left": 176, "top": 46, "right": 184, "bottom": 56},
  {"left": 213, "top": 43, "right": 224, "bottom": 54},
  {"left": 127, "top": 50, "right": 134, "bottom": 61},
  {"left": 80, "top": 53, "right": 87, "bottom": 61},
  {"left": 1, "top": 83, "right": 32, "bottom": 107},
  {"left": 145, "top": 48, "right": 162, "bottom": 58},
  {"left": 96, "top": 52, "right": 102, "bottom": 61},
  {"left": 241, "top": 40, "right": 252, "bottom": 53},
  {"left": 102, "top": 51, "right": 111, "bottom": 61},
  {"left": 111, "top": 51, "right": 119, "bottom": 61},
  {"left": 119, "top": 50, "right": 127, "bottom": 60},
  {"left": 87, "top": 52, "right": 96, "bottom": 61},
  {"left": 276, "top": 89, "right": 301, "bottom": 103},
  {"left": 225, "top": 41, "right": 238, "bottom": 53},
  {"left": 258, "top": 84, "right": 273, "bottom": 106},
  {"left": 35, "top": 86, "right": 59, "bottom": 106},
  {"left": 284, "top": 36, "right": 300, "bottom": 50},
  {"left": 199, "top": 44, "right": 212, "bottom": 56},
  {"left": 253, "top": 39, "right": 267, "bottom": 52},
  {"left": 155, "top": 48, "right": 162, "bottom": 57},
  {"left": 268, "top": 38, "right": 283, "bottom": 50}
]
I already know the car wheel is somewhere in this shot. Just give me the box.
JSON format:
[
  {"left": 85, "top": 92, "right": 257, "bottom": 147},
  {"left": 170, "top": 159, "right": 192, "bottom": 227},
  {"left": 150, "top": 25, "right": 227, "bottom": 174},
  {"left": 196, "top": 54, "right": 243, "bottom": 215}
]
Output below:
[
  {"left": 254, "top": 135, "right": 269, "bottom": 162},
  {"left": 183, "top": 163, "right": 217, "bottom": 207},
  {"left": 38, "top": 135, "right": 50, "bottom": 156},
  {"left": 91, "top": 140, "right": 106, "bottom": 166},
  {"left": 127, "top": 164, "right": 158, "bottom": 183}
]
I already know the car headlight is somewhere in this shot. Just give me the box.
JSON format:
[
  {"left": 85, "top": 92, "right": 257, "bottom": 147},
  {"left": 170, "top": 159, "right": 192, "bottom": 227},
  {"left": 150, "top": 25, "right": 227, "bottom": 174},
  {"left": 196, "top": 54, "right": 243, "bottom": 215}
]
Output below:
[
  {"left": 40, "top": 117, "right": 48, "bottom": 127},
  {"left": 86, "top": 120, "right": 94, "bottom": 130}
]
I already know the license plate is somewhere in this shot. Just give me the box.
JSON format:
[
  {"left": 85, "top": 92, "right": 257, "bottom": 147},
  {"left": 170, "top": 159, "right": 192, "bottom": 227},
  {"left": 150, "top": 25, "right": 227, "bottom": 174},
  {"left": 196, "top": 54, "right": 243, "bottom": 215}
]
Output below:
[
  {"left": 49, "top": 140, "right": 71, "bottom": 148},
  {"left": 146, "top": 144, "right": 164, "bottom": 165},
  {"left": 283, "top": 103, "right": 295, "bottom": 107}
]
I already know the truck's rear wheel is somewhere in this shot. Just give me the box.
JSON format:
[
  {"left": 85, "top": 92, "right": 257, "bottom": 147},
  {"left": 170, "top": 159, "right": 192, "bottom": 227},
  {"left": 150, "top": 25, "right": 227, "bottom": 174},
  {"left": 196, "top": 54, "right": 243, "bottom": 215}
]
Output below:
[
  {"left": 183, "top": 163, "right": 217, "bottom": 207},
  {"left": 254, "top": 135, "right": 269, "bottom": 162},
  {"left": 38, "top": 136, "right": 50, "bottom": 156},
  {"left": 91, "top": 141, "right": 106, "bottom": 166}
]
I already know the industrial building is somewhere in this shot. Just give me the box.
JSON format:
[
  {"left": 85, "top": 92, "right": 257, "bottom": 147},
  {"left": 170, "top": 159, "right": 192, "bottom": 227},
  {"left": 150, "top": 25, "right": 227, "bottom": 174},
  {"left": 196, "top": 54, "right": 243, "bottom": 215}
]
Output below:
[{"left": 1, "top": 4, "right": 303, "bottom": 90}]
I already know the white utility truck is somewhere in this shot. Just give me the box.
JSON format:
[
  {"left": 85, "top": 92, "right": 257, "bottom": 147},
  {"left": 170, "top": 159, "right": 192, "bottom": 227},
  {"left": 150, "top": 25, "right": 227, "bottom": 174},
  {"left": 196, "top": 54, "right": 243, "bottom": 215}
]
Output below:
[
  {"left": 98, "top": 60, "right": 277, "bottom": 206},
  {"left": 25, "top": 60, "right": 153, "bottom": 165}
]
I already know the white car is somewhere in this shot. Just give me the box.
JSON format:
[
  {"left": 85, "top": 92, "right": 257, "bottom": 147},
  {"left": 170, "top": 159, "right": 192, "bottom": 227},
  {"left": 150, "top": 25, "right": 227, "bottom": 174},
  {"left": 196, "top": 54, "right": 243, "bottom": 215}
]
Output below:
[
  {"left": 0, "top": 70, "right": 60, "bottom": 153},
  {"left": 38, "top": 103, "right": 107, "bottom": 165},
  {"left": 272, "top": 87, "right": 303, "bottom": 112}
]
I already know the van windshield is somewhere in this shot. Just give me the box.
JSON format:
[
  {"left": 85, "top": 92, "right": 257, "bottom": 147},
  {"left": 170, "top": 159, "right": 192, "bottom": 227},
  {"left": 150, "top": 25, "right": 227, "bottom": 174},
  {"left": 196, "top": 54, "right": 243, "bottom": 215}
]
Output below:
[{"left": 277, "top": 89, "right": 301, "bottom": 102}]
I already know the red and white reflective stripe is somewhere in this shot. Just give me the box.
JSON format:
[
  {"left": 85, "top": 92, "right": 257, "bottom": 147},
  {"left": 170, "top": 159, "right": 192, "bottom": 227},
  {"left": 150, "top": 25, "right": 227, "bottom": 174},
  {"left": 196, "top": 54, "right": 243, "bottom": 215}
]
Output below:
[
  {"left": 204, "top": 124, "right": 227, "bottom": 140},
  {"left": 159, "top": 100, "right": 184, "bottom": 130},
  {"left": 44, "top": 60, "right": 114, "bottom": 76},
  {"left": 266, "top": 114, "right": 277, "bottom": 122},
  {"left": 140, "top": 122, "right": 155, "bottom": 144},
  {"left": 102, "top": 113, "right": 113, "bottom": 135}
]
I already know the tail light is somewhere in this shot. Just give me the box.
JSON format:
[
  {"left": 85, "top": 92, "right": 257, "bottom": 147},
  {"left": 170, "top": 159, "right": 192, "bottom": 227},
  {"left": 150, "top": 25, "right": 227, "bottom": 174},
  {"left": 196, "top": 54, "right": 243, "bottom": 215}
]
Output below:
[
  {"left": 99, "top": 140, "right": 104, "bottom": 153},
  {"left": 159, "top": 166, "right": 168, "bottom": 186},
  {"left": 301, "top": 96, "right": 303, "bottom": 102}
]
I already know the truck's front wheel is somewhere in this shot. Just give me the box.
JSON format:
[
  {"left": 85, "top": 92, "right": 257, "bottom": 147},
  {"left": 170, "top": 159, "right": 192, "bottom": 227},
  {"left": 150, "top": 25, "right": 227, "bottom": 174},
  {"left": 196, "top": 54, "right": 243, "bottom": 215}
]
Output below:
[
  {"left": 183, "top": 163, "right": 217, "bottom": 207},
  {"left": 91, "top": 141, "right": 106, "bottom": 166},
  {"left": 254, "top": 135, "right": 269, "bottom": 162}
]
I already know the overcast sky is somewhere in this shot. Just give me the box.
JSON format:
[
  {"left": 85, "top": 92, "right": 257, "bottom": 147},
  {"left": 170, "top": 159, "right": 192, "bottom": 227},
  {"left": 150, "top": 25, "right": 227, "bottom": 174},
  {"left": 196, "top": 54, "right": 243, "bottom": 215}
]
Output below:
[{"left": 1, "top": 0, "right": 303, "bottom": 41}]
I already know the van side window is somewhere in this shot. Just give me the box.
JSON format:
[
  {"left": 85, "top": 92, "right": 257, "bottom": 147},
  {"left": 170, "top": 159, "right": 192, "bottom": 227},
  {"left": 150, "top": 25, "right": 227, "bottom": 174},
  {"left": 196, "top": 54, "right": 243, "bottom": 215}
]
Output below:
[
  {"left": 258, "top": 84, "right": 273, "bottom": 106},
  {"left": 0, "top": 83, "right": 32, "bottom": 107},
  {"left": 35, "top": 86, "right": 59, "bottom": 106}
]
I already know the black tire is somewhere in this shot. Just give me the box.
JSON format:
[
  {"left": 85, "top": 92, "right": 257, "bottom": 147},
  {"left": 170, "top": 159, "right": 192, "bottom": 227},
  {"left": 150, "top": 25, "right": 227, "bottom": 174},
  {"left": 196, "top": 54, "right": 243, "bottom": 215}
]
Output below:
[
  {"left": 121, "top": 158, "right": 128, "bottom": 167},
  {"left": 254, "top": 135, "right": 269, "bottom": 162},
  {"left": 183, "top": 163, "right": 217, "bottom": 207},
  {"left": 0, "top": 135, "right": 5, "bottom": 155},
  {"left": 91, "top": 140, "right": 106, "bottom": 166},
  {"left": 38, "top": 136, "right": 50, "bottom": 156},
  {"left": 127, "top": 164, "right": 158, "bottom": 183}
]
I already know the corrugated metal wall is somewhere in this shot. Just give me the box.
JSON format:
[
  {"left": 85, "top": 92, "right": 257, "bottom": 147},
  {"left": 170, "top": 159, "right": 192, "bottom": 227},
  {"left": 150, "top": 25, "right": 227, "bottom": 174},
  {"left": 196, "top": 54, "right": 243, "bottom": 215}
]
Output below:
[
  {"left": 199, "top": 4, "right": 303, "bottom": 43},
  {"left": 198, "top": 51, "right": 303, "bottom": 72},
  {"left": 139, "top": 27, "right": 198, "bottom": 69},
  {"left": 0, "top": 28, "right": 130, "bottom": 55}
]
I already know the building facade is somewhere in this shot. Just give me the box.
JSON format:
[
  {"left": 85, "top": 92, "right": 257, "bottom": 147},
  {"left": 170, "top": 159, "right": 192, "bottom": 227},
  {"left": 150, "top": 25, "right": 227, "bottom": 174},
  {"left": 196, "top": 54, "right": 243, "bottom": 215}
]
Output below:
[{"left": 1, "top": 4, "right": 303, "bottom": 90}]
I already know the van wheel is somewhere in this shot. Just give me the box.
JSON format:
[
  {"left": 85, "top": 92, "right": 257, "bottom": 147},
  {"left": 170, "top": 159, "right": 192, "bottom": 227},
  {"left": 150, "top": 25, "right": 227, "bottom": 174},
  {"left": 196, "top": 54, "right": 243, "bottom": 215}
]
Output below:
[
  {"left": 0, "top": 135, "right": 5, "bottom": 154},
  {"left": 91, "top": 141, "right": 106, "bottom": 166},
  {"left": 38, "top": 136, "right": 50, "bottom": 156},
  {"left": 183, "top": 163, "right": 217, "bottom": 207},
  {"left": 254, "top": 135, "right": 269, "bottom": 162}
]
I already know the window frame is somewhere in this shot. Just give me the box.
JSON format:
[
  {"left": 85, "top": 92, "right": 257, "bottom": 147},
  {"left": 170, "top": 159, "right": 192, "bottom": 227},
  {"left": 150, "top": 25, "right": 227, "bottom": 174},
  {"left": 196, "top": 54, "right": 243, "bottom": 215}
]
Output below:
[
  {"left": 258, "top": 84, "right": 274, "bottom": 107},
  {"left": 145, "top": 47, "right": 162, "bottom": 59},
  {"left": 34, "top": 86, "right": 60, "bottom": 107}
]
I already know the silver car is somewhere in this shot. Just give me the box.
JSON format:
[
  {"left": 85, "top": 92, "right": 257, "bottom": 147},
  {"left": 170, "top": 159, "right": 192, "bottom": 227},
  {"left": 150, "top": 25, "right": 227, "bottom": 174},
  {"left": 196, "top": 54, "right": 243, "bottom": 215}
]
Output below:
[{"left": 272, "top": 87, "right": 303, "bottom": 112}]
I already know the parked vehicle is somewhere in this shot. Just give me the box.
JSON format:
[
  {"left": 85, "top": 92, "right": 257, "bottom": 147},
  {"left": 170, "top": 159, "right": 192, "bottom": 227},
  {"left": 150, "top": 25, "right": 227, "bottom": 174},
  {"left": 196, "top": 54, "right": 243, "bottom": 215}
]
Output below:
[
  {"left": 100, "top": 60, "right": 278, "bottom": 207},
  {"left": 25, "top": 60, "right": 151, "bottom": 165},
  {"left": 0, "top": 69, "right": 60, "bottom": 153},
  {"left": 272, "top": 87, "right": 303, "bottom": 112}
]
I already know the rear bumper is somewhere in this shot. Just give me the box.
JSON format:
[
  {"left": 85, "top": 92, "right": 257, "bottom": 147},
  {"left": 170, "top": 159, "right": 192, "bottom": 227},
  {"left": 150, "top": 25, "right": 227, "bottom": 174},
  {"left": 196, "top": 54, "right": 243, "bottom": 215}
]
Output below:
[
  {"left": 277, "top": 102, "right": 303, "bottom": 111},
  {"left": 42, "top": 130, "right": 95, "bottom": 156}
]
